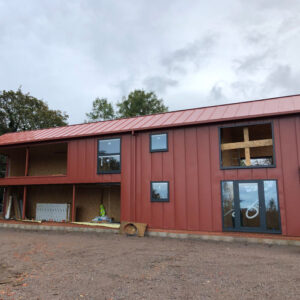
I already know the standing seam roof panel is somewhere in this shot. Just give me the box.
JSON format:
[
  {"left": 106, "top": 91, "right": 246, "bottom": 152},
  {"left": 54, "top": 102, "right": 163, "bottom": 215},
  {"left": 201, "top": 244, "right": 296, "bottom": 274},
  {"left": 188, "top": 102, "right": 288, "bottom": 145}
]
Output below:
[{"left": 0, "top": 95, "right": 299, "bottom": 146}]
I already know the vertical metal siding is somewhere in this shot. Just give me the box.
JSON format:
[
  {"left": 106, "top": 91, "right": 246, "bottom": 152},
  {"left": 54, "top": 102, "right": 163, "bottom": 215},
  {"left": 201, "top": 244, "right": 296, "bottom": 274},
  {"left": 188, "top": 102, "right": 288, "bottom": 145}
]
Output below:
[{"left": 121, "top": 114, "right": 300, "bottom": 236}]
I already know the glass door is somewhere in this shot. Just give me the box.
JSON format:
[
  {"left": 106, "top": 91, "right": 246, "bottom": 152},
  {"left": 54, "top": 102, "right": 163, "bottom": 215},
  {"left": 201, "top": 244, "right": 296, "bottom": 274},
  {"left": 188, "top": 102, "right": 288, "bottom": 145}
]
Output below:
[
  {"left": 221, "top": 180, "right": 281, "bottom": 233},
  {"left": 238, "top": 182, "right": 260, "bottom": 229}
]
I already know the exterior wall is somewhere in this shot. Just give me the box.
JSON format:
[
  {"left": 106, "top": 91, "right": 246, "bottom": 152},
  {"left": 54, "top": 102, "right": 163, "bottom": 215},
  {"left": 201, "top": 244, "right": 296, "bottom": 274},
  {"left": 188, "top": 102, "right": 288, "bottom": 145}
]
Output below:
[
  {"left": 0, "top": 114, "right": 299, "bottom": 236},
  {"left": 121, "top": 115, "right": 300, "bottom": 237}
]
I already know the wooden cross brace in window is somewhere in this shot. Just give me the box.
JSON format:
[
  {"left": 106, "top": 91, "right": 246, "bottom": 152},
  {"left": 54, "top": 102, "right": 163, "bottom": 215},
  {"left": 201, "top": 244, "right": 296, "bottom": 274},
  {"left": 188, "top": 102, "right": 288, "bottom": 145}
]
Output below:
[{"left": 220, "top": 127, "right": 273, "bottom": 166}]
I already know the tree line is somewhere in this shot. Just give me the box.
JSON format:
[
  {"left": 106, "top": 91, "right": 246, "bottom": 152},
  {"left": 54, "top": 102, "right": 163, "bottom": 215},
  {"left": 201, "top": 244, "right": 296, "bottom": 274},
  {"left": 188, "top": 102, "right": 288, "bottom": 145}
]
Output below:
[{"left": 0, "top": 88, "right": 168, "bottom": 135}]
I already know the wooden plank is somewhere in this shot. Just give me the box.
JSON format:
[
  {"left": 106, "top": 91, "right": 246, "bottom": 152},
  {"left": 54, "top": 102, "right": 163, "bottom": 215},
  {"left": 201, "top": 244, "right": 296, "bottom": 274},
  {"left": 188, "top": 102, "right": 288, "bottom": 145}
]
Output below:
[
  {"left": 221, "top": 139, "right": 273, "bottom": 150},
  {"left": 243, "top": 127, "right": 251, "bottom": 166},
  {"left": 245, "top": 147, "right": 251, "bottom": 166},
  {"left": 13, "top": 197, "right": 21, "bottom": 219},
  {"left": 243, "top": 127, "right": 249, "bottom": 140}
]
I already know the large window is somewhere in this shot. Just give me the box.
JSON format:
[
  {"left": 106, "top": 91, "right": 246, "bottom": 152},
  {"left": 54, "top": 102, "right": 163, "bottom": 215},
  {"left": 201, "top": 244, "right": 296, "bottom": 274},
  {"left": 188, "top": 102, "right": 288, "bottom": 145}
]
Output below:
[
  {"left": 219, "top": 123, "right": 275, "bottom": 168},
  {"left": 221, "top": 180, "right": 281, "bottom": 233},
  {"left": 151, "top": 181, "right": 169, "bottom": 202},
  {"left": 98, "top": 138, "right": 121, "bottom": 174},
  {"left": 150, "top": 133, "right": 168, "bottom": 152}
]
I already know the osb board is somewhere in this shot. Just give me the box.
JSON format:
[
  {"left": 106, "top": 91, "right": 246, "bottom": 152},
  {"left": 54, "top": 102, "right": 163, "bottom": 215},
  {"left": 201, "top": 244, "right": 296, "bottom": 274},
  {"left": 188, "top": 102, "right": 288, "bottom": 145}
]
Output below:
[
  {"left": 28, "top": 143, "right": 67, "bottom": 176},
  {"left": 8, "top": 149, "right": 26, "bottom": 177},
  {"left": 120, "top": 221, "right": 147, "bottom": 237},
  {"left": 75, "top": 185, "right": 120, "bottom": 222},
  {"left": 6, "top": 187, "right": 24, "bottom": 218},
  {"left": 26, "top": 185, "right": 73, "bottom": 219}
]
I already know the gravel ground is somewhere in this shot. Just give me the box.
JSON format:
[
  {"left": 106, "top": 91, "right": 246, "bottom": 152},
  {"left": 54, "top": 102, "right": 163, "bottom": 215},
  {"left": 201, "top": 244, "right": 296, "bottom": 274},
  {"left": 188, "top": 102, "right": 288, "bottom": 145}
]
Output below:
[{"left": 0, "top": 229, "right": 299, "bottom": 300}]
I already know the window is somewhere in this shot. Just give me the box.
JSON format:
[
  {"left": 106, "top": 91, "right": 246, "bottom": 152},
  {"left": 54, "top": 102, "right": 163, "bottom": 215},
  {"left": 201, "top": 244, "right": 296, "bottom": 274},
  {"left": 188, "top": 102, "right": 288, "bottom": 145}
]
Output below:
[
  {"left": 151, "top": 181, "right": 169, "bottom": 202},
  {"left": 221, "top": 180, "right": 281, "bottom": 233},
  {"left": 150, "top": 133, "right": 168, "bottom": 152},
  {"left": 219, "top": 123, "right": 275, "bottom": 168},
  {"left": 98, "top": 138, "right": 121, "bottom": 174}
]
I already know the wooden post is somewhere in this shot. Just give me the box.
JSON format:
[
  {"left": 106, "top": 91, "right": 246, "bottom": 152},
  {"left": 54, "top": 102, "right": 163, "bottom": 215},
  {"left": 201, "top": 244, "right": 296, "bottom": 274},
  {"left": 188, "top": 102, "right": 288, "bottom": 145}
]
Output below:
[
  {"left": 72, "top": 184, "right": 76, "bottom": 222},
  {"left": 243, "top": 127, "right": 251, "bottom": 166},
  {"left": 25, "top": 147, "right": 29, "bottom": 176},
  {"left": 22, "top": 186, "right": 27, "bottom": 219}
]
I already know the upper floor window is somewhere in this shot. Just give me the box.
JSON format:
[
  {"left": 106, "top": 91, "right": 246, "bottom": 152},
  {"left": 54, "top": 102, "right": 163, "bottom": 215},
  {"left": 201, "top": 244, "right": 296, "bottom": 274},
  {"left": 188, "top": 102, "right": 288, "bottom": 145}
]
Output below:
[
  {"left": 98, "top": 138, "right": 121, "bottom": 174},
  {"left": 150, "top": 133, "right": 168, "bottom": 152},
  {"left": 220, "top": 123, "right": 275, "bottom": 169}
]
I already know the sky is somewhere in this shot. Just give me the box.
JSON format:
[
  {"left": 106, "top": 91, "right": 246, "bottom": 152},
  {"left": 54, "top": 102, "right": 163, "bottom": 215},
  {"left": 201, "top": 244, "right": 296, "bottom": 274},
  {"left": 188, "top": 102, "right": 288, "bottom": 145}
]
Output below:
[{"left": 0, "top": 1, "right": 300, "bottom": 124}]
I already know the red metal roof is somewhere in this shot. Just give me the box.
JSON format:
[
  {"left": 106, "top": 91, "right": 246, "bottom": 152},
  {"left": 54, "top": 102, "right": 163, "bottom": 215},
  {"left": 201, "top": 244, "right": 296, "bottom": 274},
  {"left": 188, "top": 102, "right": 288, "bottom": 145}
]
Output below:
[{"left": 0, "top": 95, "right": 299, "bottom": 146}]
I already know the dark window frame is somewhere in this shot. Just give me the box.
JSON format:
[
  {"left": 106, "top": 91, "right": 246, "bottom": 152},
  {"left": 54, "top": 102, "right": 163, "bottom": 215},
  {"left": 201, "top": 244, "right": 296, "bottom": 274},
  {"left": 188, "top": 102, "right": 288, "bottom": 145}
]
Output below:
[
  {"left": 218, "top": 121, "right": 276, "bottom": 170},
  {"left": 151, "top": 181, "right": 170, "bottom": 202},
  {"left": 97, "top": 137, "right": 121, "bottom": 174},
  {"left": 150, "top": 133, "right": 168, "bottom": 153},
  {"left": 220, "top": 179, "right": 281, "bottom": 234}
]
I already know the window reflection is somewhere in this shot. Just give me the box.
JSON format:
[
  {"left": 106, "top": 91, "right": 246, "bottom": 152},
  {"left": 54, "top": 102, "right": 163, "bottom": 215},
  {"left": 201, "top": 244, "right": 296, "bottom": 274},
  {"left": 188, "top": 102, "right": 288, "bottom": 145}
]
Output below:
[
  {"left": 98, "top": 155, "right": 120, "bottom": 172},
  {"left": 99, "top": 139, "right": 120, "bottom": 155},
  {"left": 151, "top": 133, "right": 168, "bottom": 151},
  {"left": 264, "top": 180, "right": 280, "bottom": 230},
  {"left": 238, "top": 183, "right": 260, "bottom": 227},
  {"left": 222, "top": 181, "right": 235, "bottom": 228},
  {"left": 151, "top": 182, "right": 169, "bottom": 202}
]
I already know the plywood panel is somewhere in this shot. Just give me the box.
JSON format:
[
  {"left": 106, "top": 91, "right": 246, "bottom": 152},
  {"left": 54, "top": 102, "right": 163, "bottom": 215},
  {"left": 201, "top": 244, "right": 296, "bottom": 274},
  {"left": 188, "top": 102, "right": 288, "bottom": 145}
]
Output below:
[
  {"left": 26, "top": 185, "right": 72, "bottom": 220},
  {"left": 76, "top": 185, "right": 120, "bottom": 222},
  {"left": 28, "top": 143, "right": 67, "bottom": 176},
  {"left": 8, "top": 148, "right": 26, "bottom": 177}
]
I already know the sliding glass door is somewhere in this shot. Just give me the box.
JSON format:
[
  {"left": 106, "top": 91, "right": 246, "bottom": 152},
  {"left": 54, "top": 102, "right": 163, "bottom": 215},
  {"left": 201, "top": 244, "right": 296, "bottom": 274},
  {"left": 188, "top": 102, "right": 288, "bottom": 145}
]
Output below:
[{"left": 221, "top": 180, "right": 281, "bottom": 233}]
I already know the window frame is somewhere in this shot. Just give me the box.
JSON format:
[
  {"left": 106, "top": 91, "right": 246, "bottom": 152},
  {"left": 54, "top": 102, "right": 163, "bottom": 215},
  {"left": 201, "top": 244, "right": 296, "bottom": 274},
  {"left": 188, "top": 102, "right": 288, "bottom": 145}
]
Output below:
[
  {"left": 97, "top": 137, "right": 121, "bottom": 174},
  {"left": 220, "top": 179, "right": 281, "bottom": 234},
  {"left": 150, "top": 132, "right": 168, "bottom": 153},
  {"left": 151, "top": 181, "right": 170, "bottom": 202},
  {"left": 218, "top": 121, "right": 276, "bottom": 170}
]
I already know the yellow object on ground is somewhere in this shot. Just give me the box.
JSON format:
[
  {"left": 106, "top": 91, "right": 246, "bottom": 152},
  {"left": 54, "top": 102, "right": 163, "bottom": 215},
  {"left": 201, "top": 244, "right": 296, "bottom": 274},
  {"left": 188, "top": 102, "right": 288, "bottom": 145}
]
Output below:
[{"left": 72, "top": 222, "right": 120, "bottom": 229}]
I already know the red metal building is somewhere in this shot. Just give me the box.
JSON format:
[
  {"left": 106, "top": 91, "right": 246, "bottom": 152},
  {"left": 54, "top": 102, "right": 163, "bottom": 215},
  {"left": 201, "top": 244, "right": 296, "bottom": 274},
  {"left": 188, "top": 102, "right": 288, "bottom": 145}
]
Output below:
[{"left": 0, "top": 95, "right": 299, "bottom": 236}]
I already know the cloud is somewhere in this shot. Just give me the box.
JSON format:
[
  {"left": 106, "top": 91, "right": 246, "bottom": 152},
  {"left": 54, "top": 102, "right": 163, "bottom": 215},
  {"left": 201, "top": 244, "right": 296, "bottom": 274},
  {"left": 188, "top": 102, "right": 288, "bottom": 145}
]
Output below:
[
  {"left": 161, "top": 35, "right": 217, "bottom": 73},
  {"left": 208, "top": 83, "right": 228, "bottom": 103},
  {"left": 0, "top": 0, "right": 300, "bottom": 124},
  {"left": 263, "top": 64, "right": 300, "bottom": 95},
  {"left": 143, "top": 76, "right": 178, "bottom": 93}
]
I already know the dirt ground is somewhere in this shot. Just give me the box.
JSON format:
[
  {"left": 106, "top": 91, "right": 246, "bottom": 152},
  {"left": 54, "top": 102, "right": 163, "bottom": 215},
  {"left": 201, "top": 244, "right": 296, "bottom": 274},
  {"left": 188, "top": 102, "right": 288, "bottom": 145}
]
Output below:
[{"left": 0, "top": 229, "right": 300, "bottom": 300}]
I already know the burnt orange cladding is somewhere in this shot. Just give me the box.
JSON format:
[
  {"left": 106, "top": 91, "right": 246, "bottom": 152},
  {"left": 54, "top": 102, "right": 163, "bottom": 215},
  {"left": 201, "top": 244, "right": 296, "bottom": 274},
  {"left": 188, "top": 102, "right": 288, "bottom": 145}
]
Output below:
[{"left": 0, "top": 96, "right": 299, "bottom": 237}]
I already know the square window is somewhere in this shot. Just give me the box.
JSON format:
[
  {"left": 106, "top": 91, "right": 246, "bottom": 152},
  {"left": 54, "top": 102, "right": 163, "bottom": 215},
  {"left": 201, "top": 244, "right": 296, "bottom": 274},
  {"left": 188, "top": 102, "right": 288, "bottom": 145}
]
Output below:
[
  {"left": 151, "top": 181, "right": 169, "bottom": 202},
  {"left": 150, "top": 133, "right": 168, "bottom": 152},
  {"left": 98, "top": 138, "right": 121, "bottom": 174}
]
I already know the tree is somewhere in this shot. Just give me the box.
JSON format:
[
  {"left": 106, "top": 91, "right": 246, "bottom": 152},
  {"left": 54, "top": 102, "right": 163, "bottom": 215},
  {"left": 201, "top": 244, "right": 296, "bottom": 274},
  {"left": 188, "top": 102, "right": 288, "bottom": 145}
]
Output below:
[
  {"left": 117, "top": 90, "right": 168, "bottom": 118},
  {"left": 85, "top": 98, "right": 115, "bottom": 122},
  {"left": 0, "top": 88, "right": 68, "bottom": 135}
]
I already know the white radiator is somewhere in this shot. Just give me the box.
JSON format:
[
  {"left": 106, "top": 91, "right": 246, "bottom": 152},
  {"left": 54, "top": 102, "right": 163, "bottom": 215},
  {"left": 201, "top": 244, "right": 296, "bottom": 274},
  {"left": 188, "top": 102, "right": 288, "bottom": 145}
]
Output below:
[{"left": 36, "top": 203, "right": 70, "bottom": 222}]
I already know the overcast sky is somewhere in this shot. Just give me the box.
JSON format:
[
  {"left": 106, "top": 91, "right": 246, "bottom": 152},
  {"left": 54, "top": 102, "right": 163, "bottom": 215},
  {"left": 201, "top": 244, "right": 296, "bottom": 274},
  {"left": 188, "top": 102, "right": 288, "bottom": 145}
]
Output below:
[{"left": 0, "top": 1, "right": 300, "bottom": 124}]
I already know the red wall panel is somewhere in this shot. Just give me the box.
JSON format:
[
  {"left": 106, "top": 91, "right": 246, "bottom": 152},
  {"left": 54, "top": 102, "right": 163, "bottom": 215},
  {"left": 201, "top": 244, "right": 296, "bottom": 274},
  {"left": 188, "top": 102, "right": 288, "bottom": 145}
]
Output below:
[{"left": 120, "top": 114, "right": 300, "bottom": 237}]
